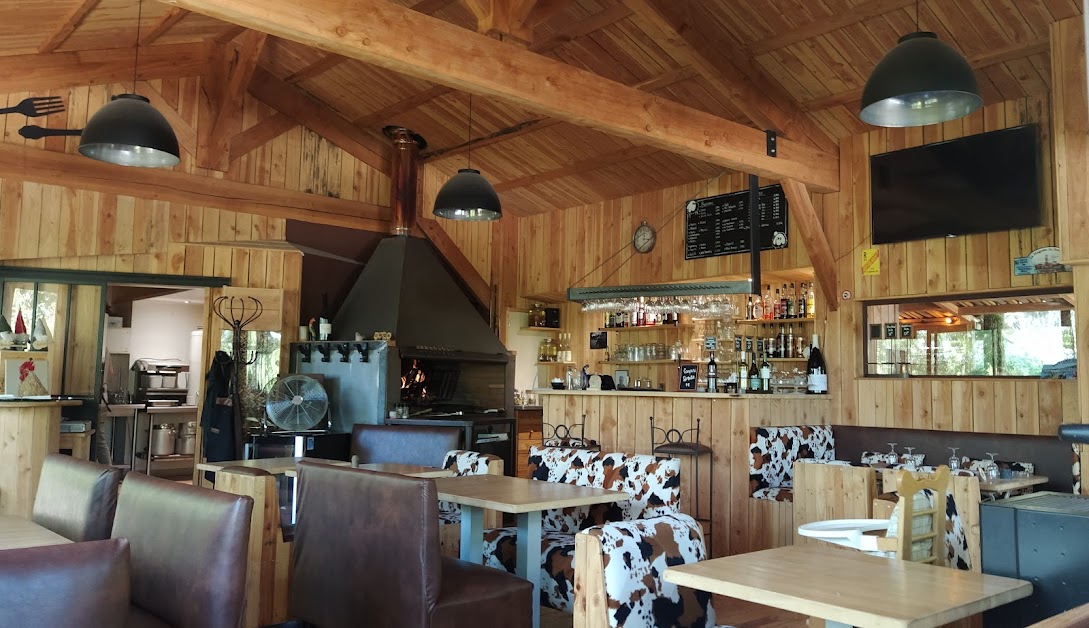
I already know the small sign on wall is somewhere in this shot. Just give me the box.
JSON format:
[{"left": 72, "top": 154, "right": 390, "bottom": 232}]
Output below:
[
  {"left": 706, "top": 336, "right": 717, "bottom": 351},
  {"left": 1014, "top": 246, "right": 1072, "bottom": 276},
  {"left": 862, "top": 248, "right": 881, "bottom": 276}
]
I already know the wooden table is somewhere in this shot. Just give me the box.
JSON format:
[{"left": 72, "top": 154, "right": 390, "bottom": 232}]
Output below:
[
  {"left": 979, "top": 475, "right": 1048, "bottom": 499},
  {"left": 663, "top": 544, "right": 1031, "bottom": 628},
  {"left": 286, "top": 462, "right": 451, "bottom": 478},
  {"left": 198, "top": 457, "right": 451, "bottom": 478},
  {"left": 0, "top": 515, "right": 71, "bottom": 550},
  {"left": 434, "top": 475, "right": 626, "bottom": 628}
]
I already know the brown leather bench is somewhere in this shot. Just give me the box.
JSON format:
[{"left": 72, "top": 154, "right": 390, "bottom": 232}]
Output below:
[{"left": 350, "top": 423, "right": 461, "bottom": 468}]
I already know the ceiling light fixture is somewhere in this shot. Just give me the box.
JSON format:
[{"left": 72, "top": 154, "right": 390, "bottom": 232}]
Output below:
[
  {"left": 79, "top": 0, "right": 179, "bottom": 168},
  {"left": 433, "top": 94, "right": 501, "bottom": 221},
  {"left": 859, "top": 0, "right": 981, "bottom": 127}
]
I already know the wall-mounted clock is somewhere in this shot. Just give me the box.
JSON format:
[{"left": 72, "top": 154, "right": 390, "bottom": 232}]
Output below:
[{"left": 632, "top": 220, "right": 656, "bottom": 254}]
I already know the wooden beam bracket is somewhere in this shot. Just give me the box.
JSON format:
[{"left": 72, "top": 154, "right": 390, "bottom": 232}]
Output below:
[{"left": 766, "top": 130, "right": 777, "bottom": 158}]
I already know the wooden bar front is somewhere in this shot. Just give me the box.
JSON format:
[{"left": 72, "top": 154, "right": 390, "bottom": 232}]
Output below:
[{"left": 0, "top": 401, "right": 80, "bottom": 517}]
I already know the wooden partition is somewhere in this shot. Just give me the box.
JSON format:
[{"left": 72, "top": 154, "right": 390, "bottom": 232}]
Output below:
[{"left": 539, "top": 390, "right": 831, "bottom": 557}]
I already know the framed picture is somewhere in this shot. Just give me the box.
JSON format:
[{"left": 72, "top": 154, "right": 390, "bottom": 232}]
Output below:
[
  {"left": 589, "top": 331, "right": 608, "bottom": 350},
  {"left": 5, "top": 358, "right": 49, "bottom": 397},
  {"left": 614, "top": 369, "right": 629, "bottom": 387}
]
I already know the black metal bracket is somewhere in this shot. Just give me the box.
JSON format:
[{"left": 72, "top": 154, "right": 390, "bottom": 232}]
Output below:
[
  {"left": 296, "top": 344, "right": 312, "bottom": 363},
  {"left": 765, "top": 130, "right": 777, "bottom": 157},
  {"left": 336, "top": 343, "right": 351, "bottom": 362},
  {"left": 316, "top": 343, "right": 332, "bottom": 363},
  {"left": 353, "top": 342, "right": 368, "bottom": 363}
]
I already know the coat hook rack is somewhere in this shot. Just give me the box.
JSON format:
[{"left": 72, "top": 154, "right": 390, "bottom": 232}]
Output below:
[
  {"left": 211, "top": 295, "right": 263, "bottom": 460},
  {"left": 297, "top": 344, "right": 312, "bottom": 363},
  {"left": 336, "top": 342, "right": 351, "bottom": 362},
  {"left": 316, "top": 343, "right": 332, "bottom": 363},
  {"left": 353, "top": 342, "right": 368, "bottom": 363}
]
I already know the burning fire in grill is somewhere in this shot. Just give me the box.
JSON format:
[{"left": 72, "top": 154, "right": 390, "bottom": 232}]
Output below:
[{"left": 401, "top": 359, "right": 428, "bottom": 400}]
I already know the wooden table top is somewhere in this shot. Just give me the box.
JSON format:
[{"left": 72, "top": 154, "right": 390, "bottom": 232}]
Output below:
[
  {"left": 979, "top": 475, "right": 1048, "bottom": 493},
  {"left": 663, "top": 544, "right": 1031, "bottom": 628},
  {"left": 196, "top": 456, "right": 347, "bottom": 474},
  {"left": 434, "top": 475, "right": 626, "bottom": 514},
  {"left": 285, "top": 462, "right": 452, "bottom": 478},
  {"left": 0, "top": 515, "right": 71, "bottom": 550}
]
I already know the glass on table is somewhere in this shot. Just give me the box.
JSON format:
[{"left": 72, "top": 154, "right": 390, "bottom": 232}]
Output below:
[
  {"left": 885, "top": 443, "right": 898, "bottom": 465},
  {"left": 902, "top": 446, "right": 917, "bottom": 470},
  {"left": 947, "top": 447, "right": 961, "bottom": 471}
]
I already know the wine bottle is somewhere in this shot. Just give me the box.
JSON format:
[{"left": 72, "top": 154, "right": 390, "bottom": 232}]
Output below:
[
  {"left": 760, "top": 351, "right": 771, "bottom": 393},
  {"left": 749, "top": 352, "right": 759, "bottom": 392},
  {"left": 807, "top": 334, "right": 828, "bottom": 394},
  {"left": 798, "top": 283, "right": 808, "bottom": 318},
  {"left": 746, "top": 296, "right": 754, "bottom": 320},
  {"left": 738, "top": 349, "right": 748, "bottom": 392},
  {"left": 706, "top": 352, "right": 718, "bottom": 393}
]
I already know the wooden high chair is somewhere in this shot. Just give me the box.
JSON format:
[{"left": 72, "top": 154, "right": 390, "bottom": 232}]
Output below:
[{"left": 871, "top": 465, "right": 951, "bottom": 565}]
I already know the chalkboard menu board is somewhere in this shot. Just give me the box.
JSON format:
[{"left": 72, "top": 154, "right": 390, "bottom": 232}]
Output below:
[
  {"left": 684, "top": 184, "right": 789, "bottom": 260},
  {"left": 678, "top": 364, "right": 698, "bottom": 391}
]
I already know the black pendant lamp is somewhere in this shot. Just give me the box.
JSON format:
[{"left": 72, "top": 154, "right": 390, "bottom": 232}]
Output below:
[
  {"left": 434, "top": 95, "right": 501, "bottom": 221},
  {"left": 859, "top": 1, "right": 981, "bottom": 127},
  {"left": 79, "top": 0, "right": 179, "bottom": 168}
]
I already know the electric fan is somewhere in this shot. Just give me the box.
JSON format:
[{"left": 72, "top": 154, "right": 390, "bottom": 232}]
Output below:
[{"left": 265, "top": 374, "right": 329, "bottom": 432}]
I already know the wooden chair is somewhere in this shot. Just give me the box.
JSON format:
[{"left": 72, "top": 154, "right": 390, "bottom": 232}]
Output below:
[{"left": 871, "top": 465, "right": 951, "bottom": 565}]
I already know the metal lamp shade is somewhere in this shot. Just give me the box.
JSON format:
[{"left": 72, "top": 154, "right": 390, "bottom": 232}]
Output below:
[
  {"left": 860, "top": 32, "right": 982, "bottom": 128},
  {"left": 433, "top": 168, "right": 502, "bottom": 221},
  {"left": 79, "top": 94, "right": 181, "bottom": 168}
]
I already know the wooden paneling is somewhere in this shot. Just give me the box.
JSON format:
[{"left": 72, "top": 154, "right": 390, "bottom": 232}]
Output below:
[
  {"left": 1052, "top": 17, "right": 1089, "bottom": 263},
  {"left": 539, "top": 391, "right": 832, "bottom": 557}
]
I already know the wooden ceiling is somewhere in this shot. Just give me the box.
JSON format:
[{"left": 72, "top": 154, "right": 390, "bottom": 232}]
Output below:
[{"left": 0, "top": 0, "right": 1080, "bottom": 216}]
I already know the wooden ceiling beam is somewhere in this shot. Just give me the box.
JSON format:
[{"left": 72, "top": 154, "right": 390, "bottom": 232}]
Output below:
[
  {"left": 0, "top": 143, "right": 389, "bottom": 231},
  {"left": 0, "top": 42, "right": 213, "bottom": 93},
  {"left": 803, "top": 35, "right": 1050, "bottom": 112},
  {"left": 38, "top": 0, "right": 102, "bottom": 54},
  {"left": 352, "top": 3, "right": 633, "bottom": 130},
  {"left": 163, "top": 0, "right": 838, "bottom": 191},
  {"left": 464, "top": 0, "right": 577, "bottom": 44},
  {"left": 283, "top": 54, "right": 348, "bottom": 84},
  {"left": 493, "top": 144, "right": 658, "bottom": 191},
  {"left": 749, "top": 0, "right": 914, "bottom": 55},
  {"left": 248, "top": 67, "right": 391, "bottom": 174},
  {"left": 198, "top": 31, "right": 267, "bottom": 170},
  {"left": 780, "top": 179, "right": 838, "bottom": 311},
  {"left": 423, "top": 66, "right": 713, "bottom": 162},
  {"left": 140, "top": 7, "right": 191, "bottom": 45},
  {"left": 624, "top": 0, "right": 838, "bottom": 154},
  {"left": 229, "top": 112, "right": 296, "bottom": 161},
  {"left": 409, "top": 0, "right": 455, "bottom": 13}
]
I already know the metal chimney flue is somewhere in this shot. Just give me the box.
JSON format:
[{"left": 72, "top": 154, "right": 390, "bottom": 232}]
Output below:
[{"left": 384, "top": 126, "right": 427, "bottom": 236}]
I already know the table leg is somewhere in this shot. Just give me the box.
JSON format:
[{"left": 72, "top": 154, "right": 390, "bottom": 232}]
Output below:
[
  {"left": 516, "top": 511, "right": 542, "bottom": 628},
  {"left": 459, "top": 505, "right": 484, "bottom": 564}
]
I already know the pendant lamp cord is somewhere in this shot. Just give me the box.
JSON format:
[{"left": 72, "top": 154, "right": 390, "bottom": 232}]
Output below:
[
  {"left": 132, "top": 0, "right": 144, "bottom": 93},
  {"left": 466, "top": 94, "right": 473, "bottom": 170}
]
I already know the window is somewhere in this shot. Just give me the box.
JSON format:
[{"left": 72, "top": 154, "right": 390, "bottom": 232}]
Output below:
[{"left": 864, "top": 291, "right": 1076, "bottom": 378}]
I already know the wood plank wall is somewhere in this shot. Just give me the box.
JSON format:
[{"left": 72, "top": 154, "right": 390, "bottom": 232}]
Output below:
[
  {"left": 817, "top": 93, "right": 1081, "bottom": 438},
  {"left": 540, "top": 391, "right": 831, "bottom": 558}
]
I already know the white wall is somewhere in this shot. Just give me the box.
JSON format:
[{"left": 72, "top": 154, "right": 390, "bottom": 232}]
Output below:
[{"left": 127, "top": 300, "right": 204, "bottom": 369}]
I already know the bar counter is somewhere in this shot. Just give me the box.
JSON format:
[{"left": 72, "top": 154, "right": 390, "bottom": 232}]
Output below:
[
  {"left": 0, "top": 399, "right": 83, "bottom": 517},
  {"left": 536, "top": 389, "right": 831, "bottom": 557}
]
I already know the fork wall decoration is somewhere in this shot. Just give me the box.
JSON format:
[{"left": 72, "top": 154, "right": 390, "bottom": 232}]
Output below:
[{"left": 0, "top": 96, "right": 65, "bottom": 117}]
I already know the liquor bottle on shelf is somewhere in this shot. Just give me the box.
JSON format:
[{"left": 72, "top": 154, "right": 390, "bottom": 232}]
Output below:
[
  {"left": 760, "top": 351, "right": 771, "bottom": 393},
  {"left": 607, "top": 312, "right": 615, "bottom": 328},
  {"left": 752, "top": 295, "right": 764, "bottom": 321},
  {"left": 786, "top": 282, "right": 795, "bottom": 318},
  {"left": 706, "top": 352, "right": 718, "bottom": 393},
  {"left": 780, "top": 283, "right": 788, "bottom": 319},
  {"left": 798, "top": 283, "right": 808, "bottom": 318},
  {"left": 746, "top": 296, "right": 754, "bottom": 320},
  {"left": 772, "top": 288, "right": 781, "bottom": 319},
  {"left": 786, "top": 324, "right": 794, "bottom": 358},
  {"left": 763, "top": 284, "right": 773, "bottom": 319},
  {"left": 777, "top": 324, "right": 786, "bottom": 358},
  {"left": 807, "top": 286, "right": 815, "bottom": 318},
  {"left": 796, "top": 334, "right": 807, "bottom": 360},
  {"left": 766, "top": 333, "right": 776, "bottom": 360},
  {"left": 749, "top": 351, "right": 759, "bottom": 392},
  {"left": 738, "top": 349, "right": 749, "bottom": 393},
  {"left": 807, "top": 334, "right": 828, "bottom": 394}
]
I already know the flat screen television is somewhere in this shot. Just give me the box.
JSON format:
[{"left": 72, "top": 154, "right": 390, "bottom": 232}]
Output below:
[{"left": 870, "top": 124, "right": 1042, "bottom": 245}]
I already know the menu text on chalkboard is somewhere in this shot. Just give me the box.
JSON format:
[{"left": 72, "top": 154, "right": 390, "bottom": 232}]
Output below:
[
  {"left": 684, "top": 184, "right": 789, "bottom": 260},
  {"left": 678, "top": 364, "right": 698, "bottom": 391}
]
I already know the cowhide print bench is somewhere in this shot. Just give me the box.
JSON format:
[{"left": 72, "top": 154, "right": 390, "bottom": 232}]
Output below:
[{"left": 748, "top": 425, "right": 835, "bottom": 502}]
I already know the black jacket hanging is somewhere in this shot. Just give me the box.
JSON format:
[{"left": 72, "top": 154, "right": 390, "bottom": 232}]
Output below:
[{"left": 202, "top": 350, "right": 236, "bottom": 481}]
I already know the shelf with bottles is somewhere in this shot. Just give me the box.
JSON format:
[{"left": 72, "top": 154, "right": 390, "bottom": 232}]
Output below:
[
  {"left": 598, "top": 359, "right": 692, "bottom": 365},
  {"left": 738, "top": 317, "right": 814, "bottom": 326},
  {"left": 597, "top": 324, "right": 694, "bottom": 333}
]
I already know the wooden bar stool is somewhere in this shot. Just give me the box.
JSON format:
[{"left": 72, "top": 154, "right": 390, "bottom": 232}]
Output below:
[{"left": 650, "top": 416, "right": 714, "bottom": 554}]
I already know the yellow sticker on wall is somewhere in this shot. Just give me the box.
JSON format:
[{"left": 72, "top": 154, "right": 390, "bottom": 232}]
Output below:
[{"left": 861, "top": 248, "right": 881, "bottom": 276}]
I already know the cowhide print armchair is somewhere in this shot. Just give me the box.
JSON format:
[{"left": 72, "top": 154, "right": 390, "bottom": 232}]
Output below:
[
  {"left": 573, "top": 513, "right": 731, "bottom": 628},
  {"left": 748, "top": 426, "right": 835, "bottom": 502}
]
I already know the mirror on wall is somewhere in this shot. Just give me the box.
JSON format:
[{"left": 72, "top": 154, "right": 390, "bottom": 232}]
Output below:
[{"left": 864, "top": 290, "right": 1076, "bottom": 378}]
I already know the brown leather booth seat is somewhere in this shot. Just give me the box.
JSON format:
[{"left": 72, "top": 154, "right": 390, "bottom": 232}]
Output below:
[
  {"left": 0, "top": 538, "right": 131, "bottom": 628},
  {"left": 292, "top": 461, "right": 532, "bottom": 628},
  {"left": 112, "top": 473, "right": 253, "bottom": 628},
  {"left": 32, "top": 453, "right": 123, "bottom": 542},
  {"left": 351, "top": 423, "right": 461, "bottom": 467}
]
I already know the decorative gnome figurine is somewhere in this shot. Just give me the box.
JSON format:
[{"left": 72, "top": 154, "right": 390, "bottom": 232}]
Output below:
[{"left": 12, "top": 308, "right": 28, "bottom": 344}]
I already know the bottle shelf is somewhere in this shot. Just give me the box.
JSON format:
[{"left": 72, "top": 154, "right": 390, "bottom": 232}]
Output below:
[
  {"left": 768, "top": 357, "right": 807, "bottom": 362},
  {"left": 599, "top": 360, "right": 691, "bottom": 365},
  {"left": 537, "top": 361, "right": 575, "bottom": 366},
  {"left": 739, "top": 318, "right": 814, "bottom": 325},
  {"left": 521, "top": 326, "right": 561, "bottom": 333},
  {"left": 598, "top": 324, "right": 693, "bottom": 333}
]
